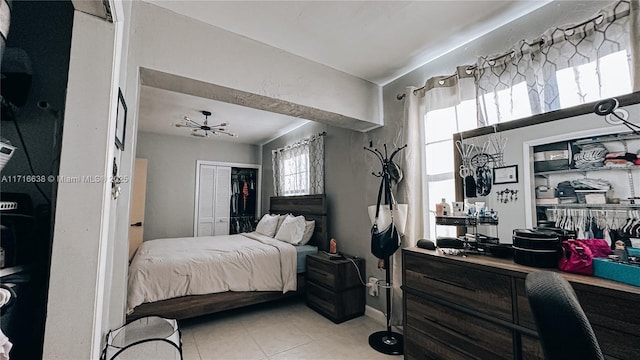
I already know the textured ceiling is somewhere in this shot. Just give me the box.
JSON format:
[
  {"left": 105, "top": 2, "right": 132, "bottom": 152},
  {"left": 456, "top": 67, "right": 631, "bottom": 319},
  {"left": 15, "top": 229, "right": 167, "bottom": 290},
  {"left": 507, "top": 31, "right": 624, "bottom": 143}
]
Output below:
[
  {"left": 145, "top": 0, "right": 550, "bottom": 85},
  {"left": 137, "top": 0, "right": 552, "bottom": 143}
]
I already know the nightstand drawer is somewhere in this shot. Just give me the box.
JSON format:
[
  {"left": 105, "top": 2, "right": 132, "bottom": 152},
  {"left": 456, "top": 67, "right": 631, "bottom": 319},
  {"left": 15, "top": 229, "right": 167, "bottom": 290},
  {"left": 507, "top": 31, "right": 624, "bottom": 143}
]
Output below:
[
  {"left": 305, "top": 262, "right": 336, "bottom": 289},
  {"left": 305, "top": 254, "right": 363, "bottom": 291},
  {"left": 405, "top": 293, "right": 513, "bottom": 360},
  {"left": 306, "top": 280, "right": 364, "bottom": 323},
  {"left": 404, "top": 252, "right": 512, "bottom": 321}
]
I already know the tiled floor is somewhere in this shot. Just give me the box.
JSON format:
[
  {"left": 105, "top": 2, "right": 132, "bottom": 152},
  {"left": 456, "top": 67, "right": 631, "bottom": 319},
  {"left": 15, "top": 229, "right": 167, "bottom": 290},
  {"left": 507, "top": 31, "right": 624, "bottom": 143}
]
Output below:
[{"left": 179, "top": 297, "right": 403, "bottom": 360}]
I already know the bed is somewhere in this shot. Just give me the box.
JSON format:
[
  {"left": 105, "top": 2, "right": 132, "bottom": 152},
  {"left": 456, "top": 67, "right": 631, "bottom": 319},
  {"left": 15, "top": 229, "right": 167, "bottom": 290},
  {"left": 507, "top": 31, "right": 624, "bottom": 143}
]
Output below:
[{"left": 126, "top": 194, "right": 328, "bottom": 321}]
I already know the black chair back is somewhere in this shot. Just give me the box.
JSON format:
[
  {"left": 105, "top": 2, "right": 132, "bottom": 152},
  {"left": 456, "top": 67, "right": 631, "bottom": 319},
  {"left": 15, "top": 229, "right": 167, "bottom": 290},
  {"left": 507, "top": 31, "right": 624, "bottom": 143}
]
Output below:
[{"left": 525, "top": 271, "right": 604, "bottom": 360}]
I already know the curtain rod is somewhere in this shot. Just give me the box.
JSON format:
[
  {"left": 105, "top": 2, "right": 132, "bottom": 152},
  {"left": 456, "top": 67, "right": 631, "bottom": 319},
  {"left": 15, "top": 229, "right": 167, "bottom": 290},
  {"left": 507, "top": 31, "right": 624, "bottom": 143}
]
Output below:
[
  {"left": 395, "top": 68, "right": 476, "bottom": 101},
  {"left": 395, "top": 36, "right": 547, "bottom": 102},
  {"left": 273, "top": 131, "right": 326, "bottom": 152}
]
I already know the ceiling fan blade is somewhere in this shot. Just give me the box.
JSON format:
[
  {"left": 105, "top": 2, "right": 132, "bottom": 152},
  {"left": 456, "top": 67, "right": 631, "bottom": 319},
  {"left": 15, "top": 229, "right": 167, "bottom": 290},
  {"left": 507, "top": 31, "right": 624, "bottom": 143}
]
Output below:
[
  {"left": 184, "top": 116, "right": 202, "bottom": 127},
  {"left": 218, "top": 130, "right": 237, "bottom": 137}
]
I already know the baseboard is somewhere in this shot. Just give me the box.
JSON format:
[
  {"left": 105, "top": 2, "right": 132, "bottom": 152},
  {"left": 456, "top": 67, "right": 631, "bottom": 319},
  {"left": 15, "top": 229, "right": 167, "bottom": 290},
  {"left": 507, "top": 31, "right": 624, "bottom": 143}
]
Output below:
[
  {"left": 365, "top": 305, "right": 404, "bottom": 334},
  {"left": 365, "top": 305, "right": 386, "bottom": 326}
]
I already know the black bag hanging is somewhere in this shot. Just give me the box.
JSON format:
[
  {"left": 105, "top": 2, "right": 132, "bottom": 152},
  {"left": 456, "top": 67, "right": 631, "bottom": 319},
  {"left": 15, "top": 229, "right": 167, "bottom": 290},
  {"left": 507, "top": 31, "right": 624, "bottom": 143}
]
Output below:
[
  {"left": 465, "top": 175, "right": 477, "bottom": 198},
  {"left": 371, "top": 173, "right": 401, "bottom": 259},
  {"left": 476, "top": 164, "right": 492, "bottom": 196}
]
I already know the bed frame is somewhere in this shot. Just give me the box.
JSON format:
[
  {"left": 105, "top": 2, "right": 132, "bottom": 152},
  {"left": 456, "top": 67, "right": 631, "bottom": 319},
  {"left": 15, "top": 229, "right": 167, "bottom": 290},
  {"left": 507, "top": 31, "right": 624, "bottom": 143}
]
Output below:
[{"left": 126, "top": 194, "right": 328, "bottom": 321}]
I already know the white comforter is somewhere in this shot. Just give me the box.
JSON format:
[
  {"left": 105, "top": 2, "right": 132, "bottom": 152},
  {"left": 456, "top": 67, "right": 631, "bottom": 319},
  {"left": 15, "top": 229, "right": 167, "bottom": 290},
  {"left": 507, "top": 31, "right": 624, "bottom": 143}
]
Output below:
[{"left": 127, "top": 232, "right": 297, "bottom": 313}]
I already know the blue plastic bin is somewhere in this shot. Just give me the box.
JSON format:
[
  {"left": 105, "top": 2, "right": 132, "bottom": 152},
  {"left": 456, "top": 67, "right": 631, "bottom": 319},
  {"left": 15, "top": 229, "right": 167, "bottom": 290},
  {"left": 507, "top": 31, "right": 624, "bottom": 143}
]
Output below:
[{"left": 593, "top": 258, "right": 640, "bottom": 287}]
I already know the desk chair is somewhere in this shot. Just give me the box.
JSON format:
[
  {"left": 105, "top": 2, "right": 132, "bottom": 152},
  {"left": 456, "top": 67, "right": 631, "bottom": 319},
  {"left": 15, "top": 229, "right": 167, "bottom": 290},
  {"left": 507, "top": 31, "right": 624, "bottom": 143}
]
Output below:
[{"left": 525, "top": 271, "right": 604, "bottom": 360}]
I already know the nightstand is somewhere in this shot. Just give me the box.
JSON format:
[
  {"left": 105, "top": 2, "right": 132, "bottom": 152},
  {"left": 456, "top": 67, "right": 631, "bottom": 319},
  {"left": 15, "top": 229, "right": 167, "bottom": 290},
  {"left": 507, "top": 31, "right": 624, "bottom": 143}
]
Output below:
[{"left": 305, "top": 252, "right": 365, "bottom": 323}]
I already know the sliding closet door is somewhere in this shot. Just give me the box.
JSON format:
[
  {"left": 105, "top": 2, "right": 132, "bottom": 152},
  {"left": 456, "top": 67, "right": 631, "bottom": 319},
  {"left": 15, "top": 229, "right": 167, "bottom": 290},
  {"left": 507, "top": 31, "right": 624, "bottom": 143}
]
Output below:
[
  {"left": 213, "top": 166, "right": 231, "bottom": 235},
  {"left": 196, "top": 164, "right": 231, "bottom": 236}
]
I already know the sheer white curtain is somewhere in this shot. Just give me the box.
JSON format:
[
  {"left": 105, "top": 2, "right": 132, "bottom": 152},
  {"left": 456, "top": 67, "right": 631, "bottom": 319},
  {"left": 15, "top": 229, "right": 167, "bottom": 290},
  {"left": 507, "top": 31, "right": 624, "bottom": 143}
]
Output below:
[
  {"left": 391, "top": 67, "right": 476, "bottom": 324},
  {"left": 272, "top": 133, "right": 324, "bottom": 196},
  {"left": 477, "top": 0, "right": 639, "bottom": 125}
]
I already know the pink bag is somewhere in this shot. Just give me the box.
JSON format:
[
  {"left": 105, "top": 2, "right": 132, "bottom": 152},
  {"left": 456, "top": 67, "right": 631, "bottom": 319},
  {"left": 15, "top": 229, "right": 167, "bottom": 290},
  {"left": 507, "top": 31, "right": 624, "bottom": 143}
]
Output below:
[
  {"left": 558, "top": 239, "right": 611, "bottom": 275},
  {"left": 579, "top": 239, "right": 611, "bottom": 258}
]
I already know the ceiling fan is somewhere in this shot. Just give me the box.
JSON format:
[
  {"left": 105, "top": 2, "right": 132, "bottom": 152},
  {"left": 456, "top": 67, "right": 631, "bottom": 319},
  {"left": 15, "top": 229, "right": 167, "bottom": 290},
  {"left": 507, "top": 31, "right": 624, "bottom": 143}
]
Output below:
[{"left": 174, "top": 110, "right": 237, "bottom": 138}]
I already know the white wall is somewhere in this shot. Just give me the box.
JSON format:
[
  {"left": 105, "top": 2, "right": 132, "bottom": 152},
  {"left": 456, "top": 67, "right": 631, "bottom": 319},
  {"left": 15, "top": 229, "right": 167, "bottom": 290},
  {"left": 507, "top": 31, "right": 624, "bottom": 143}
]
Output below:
[
  {"left": 124, "top": 1, "right": 381, "bottom": 131},
  {"left": 136, "top": 132, "right": 260, "bottom": 240},
  {"left": 107, "top": 0, "right": 135, "bottom": 332},
  {"left": 43, "top": 11, "right": 118, "bottom": 360}
]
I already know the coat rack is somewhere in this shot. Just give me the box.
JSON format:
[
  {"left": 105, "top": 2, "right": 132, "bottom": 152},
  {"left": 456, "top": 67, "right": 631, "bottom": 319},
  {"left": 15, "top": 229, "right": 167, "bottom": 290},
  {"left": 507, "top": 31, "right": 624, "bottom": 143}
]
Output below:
[{"left": 365, "top": 142, "right": 406, "bottom": 356}]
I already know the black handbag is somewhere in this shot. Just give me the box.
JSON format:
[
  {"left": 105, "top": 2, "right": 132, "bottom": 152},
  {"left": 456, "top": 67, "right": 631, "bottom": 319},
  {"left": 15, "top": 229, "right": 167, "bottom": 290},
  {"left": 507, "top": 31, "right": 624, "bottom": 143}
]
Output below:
[{"left": 371, "top": 175, "right": 401, "bottom": 259}]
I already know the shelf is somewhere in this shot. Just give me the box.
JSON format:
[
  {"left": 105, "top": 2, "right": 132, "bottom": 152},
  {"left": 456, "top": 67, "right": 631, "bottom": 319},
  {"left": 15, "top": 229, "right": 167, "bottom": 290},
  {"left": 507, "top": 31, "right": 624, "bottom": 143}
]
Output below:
[
  {"left": 536, "top": 203, "right": 640, "bottom": 209},
  {"left": 573, "top": 132, "right": 640, "bottom": 145},
  {"left": 535, "top": 165, "right": 640, "bottom": 176},
  {"left": 435, "top": 216, "right": 498, "bottom": 226}
]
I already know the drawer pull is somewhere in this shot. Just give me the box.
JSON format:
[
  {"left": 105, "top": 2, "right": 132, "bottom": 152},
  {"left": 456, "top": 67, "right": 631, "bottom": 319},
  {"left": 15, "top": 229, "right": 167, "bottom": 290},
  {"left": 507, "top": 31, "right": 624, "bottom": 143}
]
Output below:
[
  {"left": 423, "top": 315, "right": 479, "bottom": 342},
  {"left": 422, "top": 275, "right": 477, "bottom": 292}
]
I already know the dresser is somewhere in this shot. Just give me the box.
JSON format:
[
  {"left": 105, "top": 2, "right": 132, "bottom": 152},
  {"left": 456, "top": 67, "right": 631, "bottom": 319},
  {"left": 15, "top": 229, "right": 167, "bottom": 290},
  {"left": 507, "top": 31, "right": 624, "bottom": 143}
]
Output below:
[
  {"left": 305, "top": 253, "right": 365, "bottom": 323},
  {"left": 402, "top": 247, "right": 640, "bottom": 360}
]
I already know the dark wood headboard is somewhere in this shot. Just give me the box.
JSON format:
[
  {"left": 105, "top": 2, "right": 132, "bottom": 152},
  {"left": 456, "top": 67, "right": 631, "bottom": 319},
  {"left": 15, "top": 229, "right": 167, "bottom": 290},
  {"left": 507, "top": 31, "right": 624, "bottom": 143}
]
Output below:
[{"left": 270, "top": 194, "right": 328, "bottom": 252}]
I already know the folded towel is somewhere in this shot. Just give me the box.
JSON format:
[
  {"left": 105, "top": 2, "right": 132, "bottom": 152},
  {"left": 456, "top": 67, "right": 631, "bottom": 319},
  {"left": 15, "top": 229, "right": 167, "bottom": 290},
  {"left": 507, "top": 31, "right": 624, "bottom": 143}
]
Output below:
[{"left": 0, "top": 329, "right": 12, "bottom": 360}]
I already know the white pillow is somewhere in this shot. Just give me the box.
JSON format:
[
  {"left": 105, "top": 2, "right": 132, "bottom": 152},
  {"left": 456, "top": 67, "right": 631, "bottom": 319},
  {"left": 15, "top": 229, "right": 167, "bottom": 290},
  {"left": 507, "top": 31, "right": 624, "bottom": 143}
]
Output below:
[
  {"left": 274, "top": 214, "right": 289, "bottom": 235},
  {"left": 300, "top": 220, "right": 315, "bottom": 245},
  {"left": 275, "top": 215, "right": 306, "bottom": 245},
  {"left": 255, "top": 214, "right": 279, "bottom": 237}
]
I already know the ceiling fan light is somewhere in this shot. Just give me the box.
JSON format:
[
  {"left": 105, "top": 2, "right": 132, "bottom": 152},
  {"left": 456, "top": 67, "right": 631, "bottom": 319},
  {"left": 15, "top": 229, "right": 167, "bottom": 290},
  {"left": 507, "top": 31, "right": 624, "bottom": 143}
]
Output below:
[{"left": 176, "top": 111, "right": 237, "bottom": 139}]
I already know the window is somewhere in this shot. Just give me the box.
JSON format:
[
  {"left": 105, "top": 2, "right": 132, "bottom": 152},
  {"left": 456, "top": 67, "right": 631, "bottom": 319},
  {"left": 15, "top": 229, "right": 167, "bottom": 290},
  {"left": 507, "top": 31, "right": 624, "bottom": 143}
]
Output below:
[
  {"left": 481, "top": 81, "right": 533, "bottom": 125},
  {"left": 272, "top": 133, "right": 325, "bottom": 196},
  {"left": 476, "top": 0, "right": 635, "bottom": 125},
  {"left": 556, "top": 50, "right": 632, "bottom": 109},
  {"left": 282, "top": 151, "right": 309, "bottom": 195},
  {"left": 424, "top": 99, "right": 476, "bottom": 239}
]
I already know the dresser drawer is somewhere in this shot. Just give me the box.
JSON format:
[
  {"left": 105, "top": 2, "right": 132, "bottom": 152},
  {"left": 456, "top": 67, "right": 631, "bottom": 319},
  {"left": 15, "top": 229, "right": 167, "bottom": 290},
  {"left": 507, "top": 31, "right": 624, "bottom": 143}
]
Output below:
[
  {"left": 515, "top": 278, "right": 537, "bottom": 330},
  {"left": 404, "top": 252, "right": 512, "bottom": 321},
  {"left": 517, "top": 278, "right": 640, "bottom": 360},
  {"left": 404, "top": 325, "right": 472, "bottom": 360},
  {"left": 578, "top": 287, "right": 640, "bottom": 360},
  {"left": 521, "top": 334, "right": 544, "bottom": 360},
  {"left": 405, "top": 293, "right": 513, "bottom": 360}
]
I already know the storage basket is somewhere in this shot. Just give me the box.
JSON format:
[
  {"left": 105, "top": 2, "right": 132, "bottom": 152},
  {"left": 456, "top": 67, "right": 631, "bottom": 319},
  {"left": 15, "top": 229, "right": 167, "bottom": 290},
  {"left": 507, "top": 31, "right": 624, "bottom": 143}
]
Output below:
[
  {"left": 593, "top": 258, "right": 640, "bottom": 287},
  {"left": 101, "top": 316, "right": 182, "bottom": 360},
  {"left": 575, "top": 190, "right": 613, "bottom": 204}
]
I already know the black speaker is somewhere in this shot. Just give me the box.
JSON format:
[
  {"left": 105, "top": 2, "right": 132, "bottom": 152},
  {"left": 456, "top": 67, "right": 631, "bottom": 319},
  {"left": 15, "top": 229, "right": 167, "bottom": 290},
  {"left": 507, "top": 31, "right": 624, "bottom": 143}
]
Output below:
[{"left": 417, "top": 239, "right": 436, "bottom": 250}]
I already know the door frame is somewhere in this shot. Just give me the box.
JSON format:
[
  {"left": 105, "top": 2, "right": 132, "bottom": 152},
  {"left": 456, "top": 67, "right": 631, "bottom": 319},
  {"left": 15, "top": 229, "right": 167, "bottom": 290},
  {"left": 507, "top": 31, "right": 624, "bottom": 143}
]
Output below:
[{"left": 193, "top": 160, "right": 261, "bottom": 236}]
